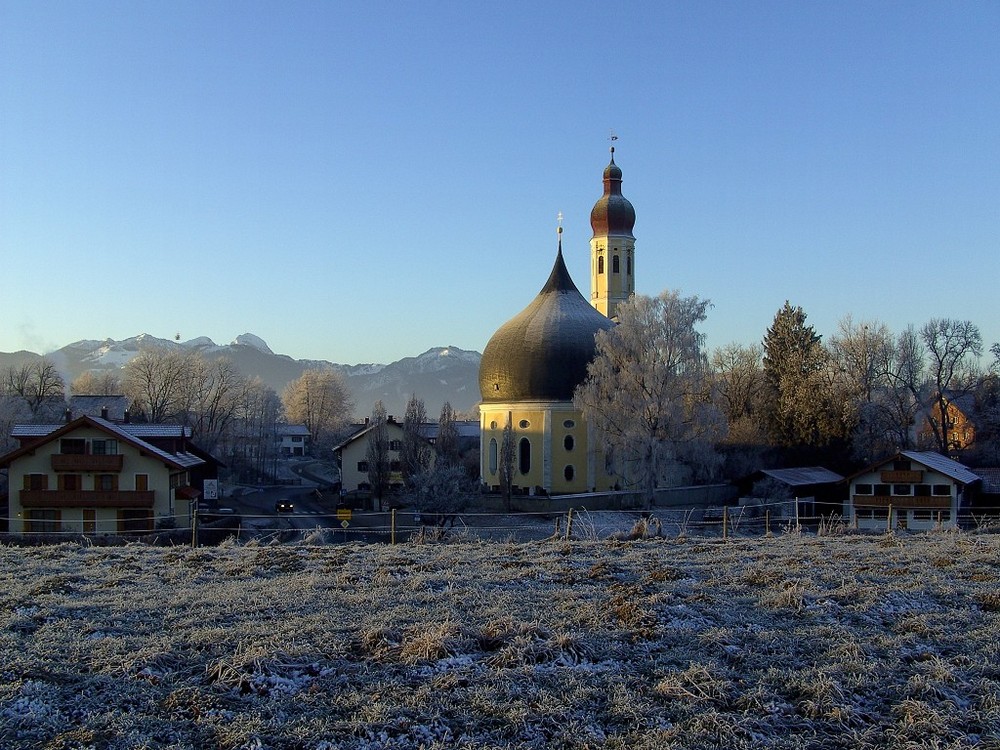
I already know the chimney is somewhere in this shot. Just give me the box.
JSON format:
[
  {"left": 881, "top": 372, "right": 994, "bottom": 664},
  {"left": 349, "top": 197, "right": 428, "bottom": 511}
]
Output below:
[
  {"left": 124, "top": 409, "right": 131, "bottom": 424},
  {"left": 64, "top": 408, "right": 72, "bottom": 423},
  {"left": 101, "top": 406, "right": 109, "bottom": 420}
]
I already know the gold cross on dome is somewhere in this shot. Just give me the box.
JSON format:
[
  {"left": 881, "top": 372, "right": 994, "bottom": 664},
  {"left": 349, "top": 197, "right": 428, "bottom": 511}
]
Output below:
[{"left": 557, "top": 211, "right": 563, "bottom": 234}]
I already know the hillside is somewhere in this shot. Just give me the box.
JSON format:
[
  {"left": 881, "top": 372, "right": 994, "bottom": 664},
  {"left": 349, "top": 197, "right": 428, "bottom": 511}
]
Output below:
[
  {"left": 1, "top": 533, "right": 998, "bottom": 748},
  {"left": 0, "top": 335, "right": 482, "bottom": 417}
]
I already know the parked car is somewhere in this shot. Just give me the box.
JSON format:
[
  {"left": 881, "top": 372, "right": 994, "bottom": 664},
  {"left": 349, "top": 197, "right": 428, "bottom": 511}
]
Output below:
[{"left": 275, "top": 499, "right": 294, "bottom": 514}]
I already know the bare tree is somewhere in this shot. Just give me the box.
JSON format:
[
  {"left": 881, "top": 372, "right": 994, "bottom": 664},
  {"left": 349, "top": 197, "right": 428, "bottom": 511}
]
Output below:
[
  {"left": 435, "top": 401, "right": 460, "bottom": 468},
  {"left": 185, "top": 357, "right": 245, "bottom": 454},
  {"left": 920, "top": 318, "right": 983, "bottom": 455},
  {"left": 710, "top": 342, "right": 765, "bottom": 426},
  {"left": 574, "top": 290, "right": 723, "bottom": 506},
  {"left": 399, "top": 394, "right": 431, "bottom": 486},
  {"left": 232, "top": 377, "right": 282, "bottom": 483},
  {"left": 2, "top": 359, "right": 66, "bottom": 418},
  {"left": 366, "top": 401, "right": 391, "bottom": 511},
  {"left": 281, "top": 368, "right": 354, "bottom": 451},
  {"left": 123, "top": 348, "right": 194, "bottom": 423},
  {"left": 70, "top": 370, "right": 122, "bottom": 396}
]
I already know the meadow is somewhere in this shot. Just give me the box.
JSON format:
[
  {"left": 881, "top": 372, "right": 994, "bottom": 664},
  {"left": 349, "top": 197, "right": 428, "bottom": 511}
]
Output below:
[{"left": 1, "top": 530, "right": 998, "bottom": 749}]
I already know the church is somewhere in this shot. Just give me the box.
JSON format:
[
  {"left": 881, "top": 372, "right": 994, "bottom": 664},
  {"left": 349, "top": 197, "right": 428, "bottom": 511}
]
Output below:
[{"left": 478, "top": 148, "right": 636, "bottom": 494}]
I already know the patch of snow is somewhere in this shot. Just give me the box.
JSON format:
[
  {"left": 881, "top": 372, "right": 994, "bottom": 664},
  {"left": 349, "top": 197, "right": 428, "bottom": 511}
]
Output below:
[{"left": 231, "top": 333, "right": 273, "bottom": 355}]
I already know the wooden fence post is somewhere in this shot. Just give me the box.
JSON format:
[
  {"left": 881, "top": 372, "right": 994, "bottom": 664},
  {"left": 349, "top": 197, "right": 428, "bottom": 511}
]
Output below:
[
  {"left": 765, "top": 509, "right": 770, "bottom": 537},
  {"left": 391, "top": 509, "right": 396, "bottom": 545},
  {"left": 565, "top": 508, "right": 574, "bottom": 541},
  {"left": 887, "top": 504, "right": 893, "bottom": 533},
  {"left": 722, "top": 506, "right": 728, "bottom": 540},
  {"left": 191, "top": 508, "right": 199, "bottom": 549}
]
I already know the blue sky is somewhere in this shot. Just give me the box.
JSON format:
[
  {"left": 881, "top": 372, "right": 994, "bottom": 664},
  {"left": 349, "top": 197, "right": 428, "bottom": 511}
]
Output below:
[{"left": 2, "top": 1, "right": 998, "bottom": 365}]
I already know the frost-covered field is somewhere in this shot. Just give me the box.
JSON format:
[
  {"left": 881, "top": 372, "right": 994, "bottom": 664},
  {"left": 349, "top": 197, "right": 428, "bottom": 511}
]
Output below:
[{"left": 2, "top": 533, "right": 999, "bottom": 749}]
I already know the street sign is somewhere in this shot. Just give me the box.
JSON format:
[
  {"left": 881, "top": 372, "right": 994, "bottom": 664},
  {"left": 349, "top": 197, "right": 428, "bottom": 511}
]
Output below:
[
  {"left": 203, "top": 479, "right": 218, "bottom": 500},
  {"left": 340, "top": 520, "right": 349, "bottom": 529},
  {"left": 336, "top": 508, "right": 352, "bottom": 521}
]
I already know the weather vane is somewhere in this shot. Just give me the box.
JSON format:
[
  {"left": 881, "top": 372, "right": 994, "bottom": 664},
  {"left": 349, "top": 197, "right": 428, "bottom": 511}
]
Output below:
[{"left": 557, "top": 211, "right": 563, "bottom": 236}]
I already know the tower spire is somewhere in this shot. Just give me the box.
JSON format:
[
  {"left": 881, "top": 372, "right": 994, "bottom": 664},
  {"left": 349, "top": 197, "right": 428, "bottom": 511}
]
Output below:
[{"left": 589, "top": 142, "right": 635, "bottom": 320}]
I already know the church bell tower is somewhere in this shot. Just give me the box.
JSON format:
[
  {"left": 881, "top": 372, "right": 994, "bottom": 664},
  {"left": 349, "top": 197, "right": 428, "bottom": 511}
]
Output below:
[{"left": 589, "top": 146, "right": 636, "bottom": 320}]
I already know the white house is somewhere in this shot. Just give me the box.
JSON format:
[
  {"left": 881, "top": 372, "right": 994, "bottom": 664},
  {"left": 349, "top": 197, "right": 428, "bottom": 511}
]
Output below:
[
  {"left": 846, "top": 451, "right": 980, "bottom": 531},
  {"left": 277, "top": 424, "right": 310, "bottom": 456}
]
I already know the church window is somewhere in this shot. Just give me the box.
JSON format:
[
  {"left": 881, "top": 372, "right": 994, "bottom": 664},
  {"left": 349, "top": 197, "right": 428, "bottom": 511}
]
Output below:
[
  {"left": 519, "top": 419, "right": 530, "bottom": 429},
  {"left": 563, "top": 419, "right": 575, "bottom": 428},
  {"left": 598, "top": 257, "right": 604, "bottom": 274},
  {"left": 489, "top": 438, "right": 498, "bottom": 474},
  {"left": 612, "top": 255, "right": 620, "bottom": 274},
  {"left": 564, "top": 435, "right": 574, "bottom": 451},
  {"left": 564, "top": 465, "right": 575, "bottom": 481},
  {"left": 518, "top": 438, "right": 531, "bottom": 474},
  {"left": 627, "top": 256, "right": 632, "bottom": 275}
]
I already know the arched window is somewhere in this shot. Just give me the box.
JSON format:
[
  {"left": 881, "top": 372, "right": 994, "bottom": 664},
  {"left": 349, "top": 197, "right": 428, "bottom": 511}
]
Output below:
[
  {"left": 489, "top": 438, "right": 498, "bottom": 474},
  {"left": 518, "top": 437, "right": 531, "bottom": 475},
  {"left": 598, "top": 256, "right": 604, "bottom": 274},
  {"left": 564, "top": 434, "right": 574, "bottom": 451},
  {"left": 627, "top": 256, "right": 632, "bottom": 275},
  {"left": 564, "top": 465, "right": 575, "bottom": 481},
  {"left": 612, "top": 255, "right": 620, "bottom": 274}
]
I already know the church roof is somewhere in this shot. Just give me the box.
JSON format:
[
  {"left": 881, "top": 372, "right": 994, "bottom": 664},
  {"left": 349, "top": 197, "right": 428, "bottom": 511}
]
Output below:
[
  {"left": 590, "top": 147, "right": 635, "bottom": 238},
  {"left": 479, "top": 240, "right": 614, "bottom": 403}
]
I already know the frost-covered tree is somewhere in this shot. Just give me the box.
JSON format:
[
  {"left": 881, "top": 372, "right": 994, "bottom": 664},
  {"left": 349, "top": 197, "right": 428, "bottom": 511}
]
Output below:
[
  {"left": 498, "top": 417, "right": 516, "bottom": 510},
  {"left": 123, "top": 348, "right": 195, "bottom": 423},
  {"left": 70, "top": 369, "right": 122, "bottom": 397},
  {"left": 281, "top": 368, "right": 353, "bottom": 451},
  {"left": 400, "top": 394, "right": 431, "bottom": 486},
  {"left": 366, "top": 401, "right": 391, "bottom": 511},
  {"left": 409, "top": 464, "right": 475, "bottom": 527},
  {"left": 574, "top": 290, "right": 723, "bottom": 506}
]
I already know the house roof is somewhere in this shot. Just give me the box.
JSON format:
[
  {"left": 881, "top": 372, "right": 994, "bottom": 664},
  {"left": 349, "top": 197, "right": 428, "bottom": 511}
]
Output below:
[
  {"left": 759, "top": 467, "right": 844, "bottom": 486},
  {"left": 1, "top": 415, "right": 205, "bottom": 471},
  {"left": 332, "top": 420, "right": 480, "bottom": 453},
  {"left": 846, "top": 451, "right": 982, "bottom": 486},
  {"left": 277, "top": 424, "right": 311, "bottom": 437},
  {"left": 12, "top": 422, "right": 192, "bottom": 439}
]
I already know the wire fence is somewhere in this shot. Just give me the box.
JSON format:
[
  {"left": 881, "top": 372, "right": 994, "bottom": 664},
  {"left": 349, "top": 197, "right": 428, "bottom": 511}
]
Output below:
[{"left": 5, "top": 499, "right": 1000, "bottom": 547}]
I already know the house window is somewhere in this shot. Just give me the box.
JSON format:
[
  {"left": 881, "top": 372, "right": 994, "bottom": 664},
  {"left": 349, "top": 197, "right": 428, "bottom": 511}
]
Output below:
[
  {"left": 24, "top": 474, "right": 49, "bottom": 490},
  {"left": 915, "top": 484, "right": 931, "bottom": 496},
  {"left": 357, "top": 461, "right": 369, "bottom": 472},
  {"left": 27, "top": 509, "right": 60, "bottom": 533},
  {"left": 135, "top": 474, "right": 148, "bottom": 492},
  {"left": 92, "top": 439, "right": 117, "bottom": 455},
  {"left": 932, "top": 485, "right": 951, "bottom": 496},
  {"left": 893, "top": 485, "right": 912, "bottom": 496},
  {"left": 874, "top": 484, "right": 890, "bottom": 496},
  {"left": 564, "top": 465, "right": 575, "bottom": 481},
  {"left": 389, "top": 440, "right": 401, "bottom": 451},
  {"left": 60, "top": 438, "right": 86, "bottom": 455},
  {"left": 60, "top": 474, "right": 81, "bottom": 491},
  {"left": 96, "top": 474, "right": 117, "bottom": 491},
  {"left": 488, "top": 438, "right": 498, "bottom": 474},
  {"left": 82, "top": 508, "right": 96, "bottom": 534},
  {"left": 564, "top": 435, "right": 575, "bottom": 451},
  {"left": 855, "top": 484, "right": 873, "bottom": 495},
  {"left": 292, "top": 436, "right": 302, "bottom": 443},
  {"left": 518, "top": 438, "right": 531, "bottom": 475},
  {"left": 612, "top": 255, "right": 620, "bottom": 274}
]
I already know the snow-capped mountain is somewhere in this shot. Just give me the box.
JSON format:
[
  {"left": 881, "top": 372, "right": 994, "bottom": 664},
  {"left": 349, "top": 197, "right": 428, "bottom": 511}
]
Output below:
[{"left": 2, "top": 335, "right": 482, "bottom": 418}]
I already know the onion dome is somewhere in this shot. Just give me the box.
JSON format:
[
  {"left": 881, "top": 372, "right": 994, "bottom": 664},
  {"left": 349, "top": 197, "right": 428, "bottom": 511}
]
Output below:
[
  {"left": 590, "top": 147, "right": 635, "bottom": 238},
  {"left": 480, "top": 236, "right": 615, "bottom": 403}
]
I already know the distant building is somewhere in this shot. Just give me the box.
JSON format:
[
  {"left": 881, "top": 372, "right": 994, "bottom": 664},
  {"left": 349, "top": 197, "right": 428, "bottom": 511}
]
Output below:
[
  {"left": 478, "top": 149, "right": 634, "bottom": 495},
  {"left": 845, "top": 451, "right": 980, "bottom": 530},
  {"left": 67, "top": 395, "right": 130, "bottom": 423},
  {"left": 0, "top": 415, "right": 222, "bottom": 535},
  {"left": 334, "top": 418, "right": 479, "bottom": 496},
  {"left": 277, "top": 424, "right": 310, "bottom": 456},
  {"left": 917, "top": 392, "right": 978, "bottom": 455}
]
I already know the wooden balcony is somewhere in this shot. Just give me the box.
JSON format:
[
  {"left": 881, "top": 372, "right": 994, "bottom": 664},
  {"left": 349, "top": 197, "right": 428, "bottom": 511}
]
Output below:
[
  {"left": 20, "top": 490, "right": 154, "bottom": 509},
  {"left": 880, "top": 470, "right": 923, "bottom": 483},
  {"left": 50, "top": 454, "right": 124, "bottom": 472},
  {"left": 852, "top": 495, "right": 950, "bottom": 509}
]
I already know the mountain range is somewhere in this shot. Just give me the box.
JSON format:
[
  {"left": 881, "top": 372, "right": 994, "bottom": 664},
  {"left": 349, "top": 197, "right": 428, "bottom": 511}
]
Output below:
[{"left": 0, "top": 334, "right": 483, "bottom": 419}]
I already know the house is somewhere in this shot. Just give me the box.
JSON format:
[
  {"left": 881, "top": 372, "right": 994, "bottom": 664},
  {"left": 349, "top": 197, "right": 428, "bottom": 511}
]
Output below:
[
  {"left": 845, "top": 451, "right": 981, "bottom": 531},
  {"left": 917, "top": 392, "right": 977, "bottom": 455},
  {"left": 334, "top": 418, "right": 480, "bottom": 496},
  {"left": 277, "top": 424, "right": 310, "bottom": 456},
  {"left": 0, "top": 415, "right": 221, "bottom": 535}
]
